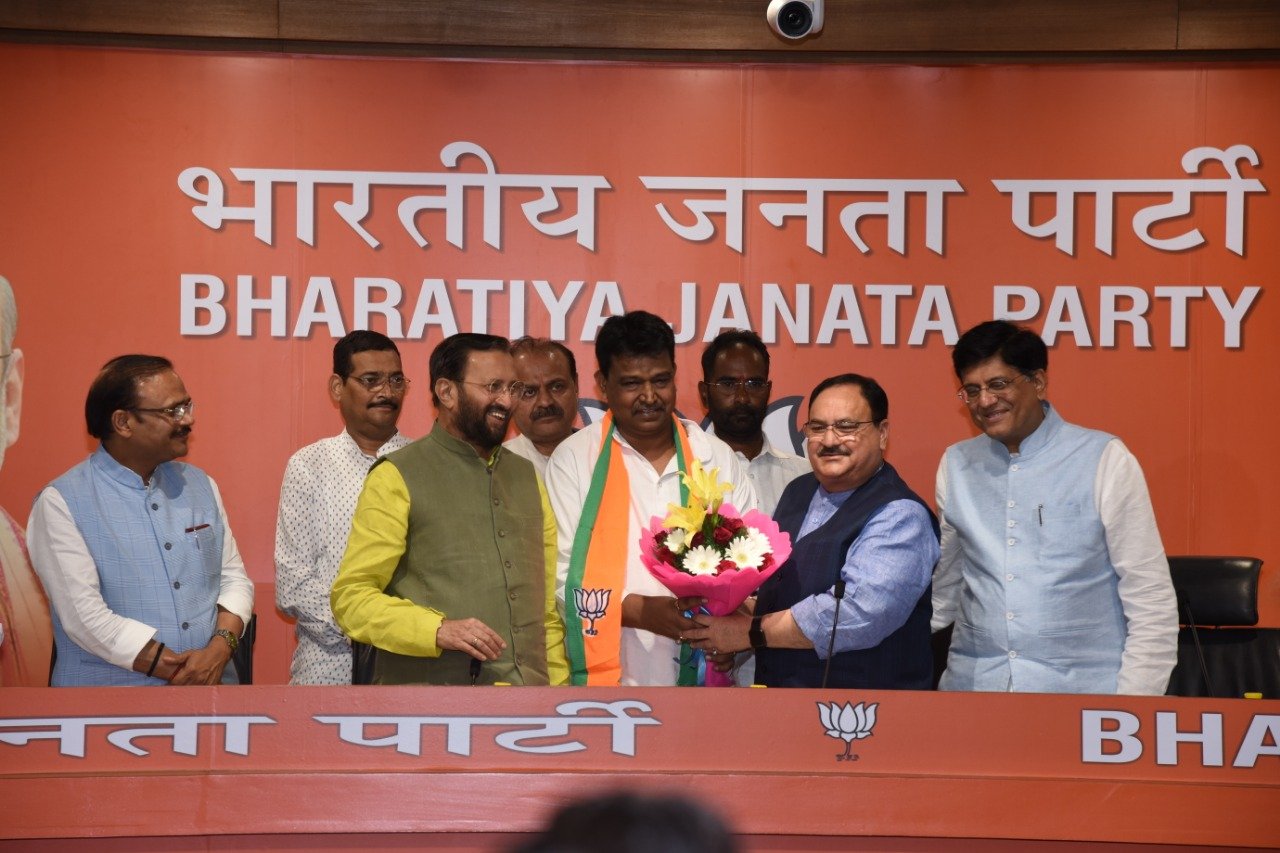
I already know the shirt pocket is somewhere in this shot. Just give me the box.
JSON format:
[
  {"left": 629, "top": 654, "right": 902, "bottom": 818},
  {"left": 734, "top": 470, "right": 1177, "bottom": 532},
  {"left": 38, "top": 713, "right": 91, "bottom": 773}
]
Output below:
[{"left": 184, "top": 509, "right": 220, "bottom": 573}]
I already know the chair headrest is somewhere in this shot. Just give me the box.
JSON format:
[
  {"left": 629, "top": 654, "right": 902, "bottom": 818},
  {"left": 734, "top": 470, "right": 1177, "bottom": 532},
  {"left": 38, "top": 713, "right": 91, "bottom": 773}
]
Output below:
[{"left": 1167, "top": 556, "right": 1262, "bottom": 627}]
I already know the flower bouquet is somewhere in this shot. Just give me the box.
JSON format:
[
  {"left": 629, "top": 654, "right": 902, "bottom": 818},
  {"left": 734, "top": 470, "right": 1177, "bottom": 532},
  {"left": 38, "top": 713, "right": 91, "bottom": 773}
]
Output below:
[{"left": 639, "top": 460, "right": 792, "bottom": 686}]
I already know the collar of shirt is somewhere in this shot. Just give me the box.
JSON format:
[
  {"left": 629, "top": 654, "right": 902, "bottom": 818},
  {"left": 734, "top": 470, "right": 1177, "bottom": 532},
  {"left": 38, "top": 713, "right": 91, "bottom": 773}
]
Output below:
[
  {"left": 338, "top": 428, "right": 408, "bottom": 462},
  {"left": 610, "top": 416, "right": 716, "bottom": 475},
  {"left": 428, "top": 420, "right": 504, "bottom": 466},
  {"left": 91, "top": 443, "right": 168, "bottom": 492},
  {"left": 987, "top": 400, "right": 1062, "bottom": 460},
  {"left": 703, "top": 423, "right": 798, "bottom": 463}
]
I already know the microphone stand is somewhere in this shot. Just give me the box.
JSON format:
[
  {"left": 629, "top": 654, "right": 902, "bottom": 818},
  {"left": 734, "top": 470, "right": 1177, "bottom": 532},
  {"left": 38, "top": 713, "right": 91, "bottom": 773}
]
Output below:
[{"left": 821, "top": 578, "right": 847, "bottom": 690}]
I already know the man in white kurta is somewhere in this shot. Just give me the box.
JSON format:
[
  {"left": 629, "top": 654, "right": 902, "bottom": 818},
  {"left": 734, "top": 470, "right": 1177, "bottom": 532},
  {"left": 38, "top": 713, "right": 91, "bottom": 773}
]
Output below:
[
  {"left": 545, "top": 311, "right": 755, "bottom": 686},
  {"left": 274, "top": 332, "right": 411, "bottom": 684}
]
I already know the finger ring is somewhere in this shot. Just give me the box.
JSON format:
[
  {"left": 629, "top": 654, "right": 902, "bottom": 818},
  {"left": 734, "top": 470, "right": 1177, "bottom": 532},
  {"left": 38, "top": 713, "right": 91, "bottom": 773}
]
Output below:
[
  {"left": 711, "top": 649, "right": 720, "bottom": 655},
  {"left": 471, "top": 637, "right": 479, "bottom": 645},
  {"left": 678, "top": 635, "right": 685, "bottom": 643}
]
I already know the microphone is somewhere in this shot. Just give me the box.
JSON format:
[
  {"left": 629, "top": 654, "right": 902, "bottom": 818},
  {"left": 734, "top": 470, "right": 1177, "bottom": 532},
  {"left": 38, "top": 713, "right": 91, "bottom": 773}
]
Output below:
[
  {"left": 470, "top": 657, "right": 482, "bottom": 686},
  {"left": 821, "top": 578, "right": 847, "bottom": 690}
]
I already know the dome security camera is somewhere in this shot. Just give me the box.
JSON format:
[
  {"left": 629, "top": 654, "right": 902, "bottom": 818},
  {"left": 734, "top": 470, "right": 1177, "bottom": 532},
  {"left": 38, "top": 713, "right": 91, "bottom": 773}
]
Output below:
[{"left": 767, "top": 0, "right": 824, "bottom": 41}]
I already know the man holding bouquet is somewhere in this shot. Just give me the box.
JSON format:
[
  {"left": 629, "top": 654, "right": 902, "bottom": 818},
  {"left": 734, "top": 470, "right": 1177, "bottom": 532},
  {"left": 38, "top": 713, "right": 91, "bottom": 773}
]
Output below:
[
  {"left": 686, "top": 373, "right": 939, "bottom": 689},
  {"left": 545, "top": 311, "right": 756, "bottom": 686}
]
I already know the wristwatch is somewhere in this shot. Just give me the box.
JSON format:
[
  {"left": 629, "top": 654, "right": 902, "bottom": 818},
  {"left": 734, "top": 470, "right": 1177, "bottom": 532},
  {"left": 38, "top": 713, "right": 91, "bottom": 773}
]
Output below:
[
  {"left": 748, "top": 615, "right": 768, "bottom": 649},
  {"left": 213, "top": 628, "right": 239, "bottom": 654}
]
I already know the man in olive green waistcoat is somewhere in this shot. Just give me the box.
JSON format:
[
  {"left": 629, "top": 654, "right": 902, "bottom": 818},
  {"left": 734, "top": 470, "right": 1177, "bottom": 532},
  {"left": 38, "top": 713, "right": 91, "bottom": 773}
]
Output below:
[{"left": 332, "top": 333, "right": 568, "bottom": 685}]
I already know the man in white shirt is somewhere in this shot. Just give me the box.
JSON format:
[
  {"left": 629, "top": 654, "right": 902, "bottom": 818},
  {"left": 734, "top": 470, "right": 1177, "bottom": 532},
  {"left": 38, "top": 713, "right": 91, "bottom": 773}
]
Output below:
[
  {"left": 699, "top": 330, "right": 809, "bottom": 516},
  {"left": 545, "top": 311, "right": 755, "bottom": 686},
  {"left": 504, "top": 337, "right": 579, "bottom": 478},
  {"left": 29, "top": 355, "right": 253, "bottom": 686},
  {"left": 274, "top": 331, "right": 412, "bottom": 684}
]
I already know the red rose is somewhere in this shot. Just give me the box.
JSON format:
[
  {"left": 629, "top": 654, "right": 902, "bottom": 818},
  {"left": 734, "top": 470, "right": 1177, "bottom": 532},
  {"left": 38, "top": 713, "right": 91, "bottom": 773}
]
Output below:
[
  {"left": 690, "top": 531, "right": 706, "bottom": 548},
  {"left": 716, "top": 559, "right": 737, "bottom": 574},
  {"left": 721, "top": 516, "right": 744, "bottom": 535},
  {"left": 712, "top": 525, "right": 736, "bottom": 546}
]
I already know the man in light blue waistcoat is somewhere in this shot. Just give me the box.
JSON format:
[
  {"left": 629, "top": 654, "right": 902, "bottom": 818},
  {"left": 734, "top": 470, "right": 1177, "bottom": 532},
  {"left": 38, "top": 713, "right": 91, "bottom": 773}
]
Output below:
[
  {"left": 29, "top": 355, "right": 253, "bottom": 686},
  {"left": 932, "top": 321, "right": 1177, "bottom": 695}
]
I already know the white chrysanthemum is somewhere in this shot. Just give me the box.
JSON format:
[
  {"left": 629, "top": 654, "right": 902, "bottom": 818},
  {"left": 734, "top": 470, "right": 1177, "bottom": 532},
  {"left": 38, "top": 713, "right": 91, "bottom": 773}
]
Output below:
[
  {"left": 739, "top": 527, "right": 772, "bottom": 556},
  {"left": 727, "top": 536, "right": 767, "bottom": 570},
  {"left": 664, "top": 528, "right": 691, "bottom": 554},
  {"left": 683, "top": 544, "right": 722, "bottom": 576}
]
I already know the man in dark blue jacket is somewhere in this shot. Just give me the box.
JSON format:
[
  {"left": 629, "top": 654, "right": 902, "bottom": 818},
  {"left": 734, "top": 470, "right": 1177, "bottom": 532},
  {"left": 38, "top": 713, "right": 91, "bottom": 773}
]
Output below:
[{"left": 687, "top": 373, "right": 938, "bottom": 689}]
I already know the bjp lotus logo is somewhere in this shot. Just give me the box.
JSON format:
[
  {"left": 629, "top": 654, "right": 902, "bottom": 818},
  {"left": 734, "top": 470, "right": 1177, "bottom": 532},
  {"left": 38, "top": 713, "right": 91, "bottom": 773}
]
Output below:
[
  {"left": 574, "top": 588, "right": 611, "bottom": 636},
  {"left": 817, "top": 700, "right": 878, "bottom": 761}
]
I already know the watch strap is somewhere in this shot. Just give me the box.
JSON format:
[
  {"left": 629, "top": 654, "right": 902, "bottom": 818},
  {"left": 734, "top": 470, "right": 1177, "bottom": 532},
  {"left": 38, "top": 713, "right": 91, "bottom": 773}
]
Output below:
[{"left": 213, "top": 628, "right": 239, "bottom": 654}]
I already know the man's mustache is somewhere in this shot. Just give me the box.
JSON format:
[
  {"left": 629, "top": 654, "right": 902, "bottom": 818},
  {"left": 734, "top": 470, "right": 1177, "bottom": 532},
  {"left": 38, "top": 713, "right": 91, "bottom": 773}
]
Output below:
[
  {"left": 531, "top": 404, "right": 564, "bottom": 421},
  {"left": 368, "top": 398, "right": 400, "bottom": 411},
  {"left": 817, "top": 445, "right": 849, "bottom": 457}
]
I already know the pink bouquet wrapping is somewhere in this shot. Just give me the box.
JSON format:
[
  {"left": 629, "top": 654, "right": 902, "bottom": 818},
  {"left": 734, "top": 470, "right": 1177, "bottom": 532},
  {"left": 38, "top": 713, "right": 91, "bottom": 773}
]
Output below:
[{"left": 638, "top": 461, "right": 793, "bottom": 686}]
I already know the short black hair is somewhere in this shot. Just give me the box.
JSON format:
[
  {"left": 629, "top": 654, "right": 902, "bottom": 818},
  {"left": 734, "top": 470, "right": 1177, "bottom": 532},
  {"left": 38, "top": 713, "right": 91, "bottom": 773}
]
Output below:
[
  {"left": 85, "top": 355, "right": 174, "bottom": 440},
  {"left": 428, "top": 332, "right": 509, "bottom": 405},
  {"left": 808, "top": 373, "right": 888, "bottom": 424},
  {"left": 700, "top": 329, "right": 770, "bottom": 380},
  {"left": 595, "top": 311, "right": 675, "bottom": 378},
  {"left": 952, "top": 320, "right": 1048, "bottom": 379},
  {"left": 513, "top": 792, "right": 737, "bottom": 853},
  {"left": 333, "top": 330, "right": 400, "bottom": 377},
  {"left": 510, "top": 337, "right": 579, "bottom": 385}
]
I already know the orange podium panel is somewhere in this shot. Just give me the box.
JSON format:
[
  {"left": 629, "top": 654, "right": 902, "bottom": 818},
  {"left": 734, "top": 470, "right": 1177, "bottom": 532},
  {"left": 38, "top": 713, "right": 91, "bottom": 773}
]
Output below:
[{"left": 0, "top": 687, "right": 1276, "bottom": 851}]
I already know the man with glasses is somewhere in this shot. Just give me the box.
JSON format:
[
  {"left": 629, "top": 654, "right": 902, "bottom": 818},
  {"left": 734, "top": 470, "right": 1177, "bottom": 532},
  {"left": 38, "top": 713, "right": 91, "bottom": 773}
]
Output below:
[
  {"left": 332, "top": 333, "right": 567, "bottom": 685},
  {"left": 274, "top": 330, "right": 412, "bottom": 684},
  {"left": 28, "top": 355, "right": 253, "bottom": 685},
  {"left": 699, "top": 330, "right": 809, "bottom": 517},
  {"left": 546, "top": 311, "right": 755, "bottom": 686},
  {"left": 686, "top": 373, "right": 938, "bottom": 689},
  {"left": 504, "top": 337, "right": 580, "bottom": 478},
  {"left": 932, "top": 320, "right": 1176, "bottom": 694}
]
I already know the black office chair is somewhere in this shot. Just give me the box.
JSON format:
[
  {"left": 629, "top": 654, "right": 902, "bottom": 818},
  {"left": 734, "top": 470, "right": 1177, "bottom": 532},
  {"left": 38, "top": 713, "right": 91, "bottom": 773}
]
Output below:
[
  {"left": 352, "top": 640, "right": 378, "bottom": 685},
  {"left": 232, "top": 613, "right": 257, "bottom": 685},
  {"left": 1165, "top": 556, "right": 1279, "bottom": 698}
]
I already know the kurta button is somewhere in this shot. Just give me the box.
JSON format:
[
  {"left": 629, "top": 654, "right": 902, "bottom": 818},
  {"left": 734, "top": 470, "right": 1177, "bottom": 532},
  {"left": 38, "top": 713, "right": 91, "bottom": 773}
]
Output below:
[
  {"left": 504, "top": 561, "right": 512, "bottom": 568},
  {"left": 151, "top": 503, "right": 159, "bottom": 511},
  {"left": 1005, "top": 573, "right": 1014, "bottom": 581},
  {"left": 498, "top": 530, "right": 506, "bottom": 537},
  {"left": 1008, "top": 650, "right": 1018, "bottom": 659},
  {"left": 1006, "top": 612, "right": 1014, "bottom": 620},
  {"left": 493, "top": 498, "right": 500, "bottom": 506},
  {"left": 181, "top": 621, "right": 189, "bottom": 630},
  {"left": 1007, "top": 501, "right": 1015, "bottom": 508},
  {"left": 1007, "top": 538, "right": 1015, "bottom": 546},
  {"left": 509, "top": 592, "right": 517, "bottom": 600},
  {"left": 164, "top": 542, "right": 172, "bottom": 550},
  {"left": 173, "top": 581, "right": 181, "bottom": 589},
  {"left": 512, "top": 626, "right": 520, "bottom": 634},
  {"left": 1010, "top": 464, "right": 1020, "bottom": 472},
  {"left": 1007, "top": 520, "right": 1016, "bottom": 528}
]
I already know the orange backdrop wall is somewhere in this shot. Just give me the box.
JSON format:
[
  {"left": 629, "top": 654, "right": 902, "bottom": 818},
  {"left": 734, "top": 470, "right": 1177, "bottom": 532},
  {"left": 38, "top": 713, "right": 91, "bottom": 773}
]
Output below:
[{"left": 1, "top": 45, "right": 1276, "bottom": 683}]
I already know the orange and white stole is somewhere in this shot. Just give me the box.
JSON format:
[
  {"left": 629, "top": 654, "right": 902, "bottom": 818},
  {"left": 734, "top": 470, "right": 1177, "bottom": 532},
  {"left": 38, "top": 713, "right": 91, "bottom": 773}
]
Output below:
[{"left": 564, "top": 413, "right": 693, "bottom": 685}]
